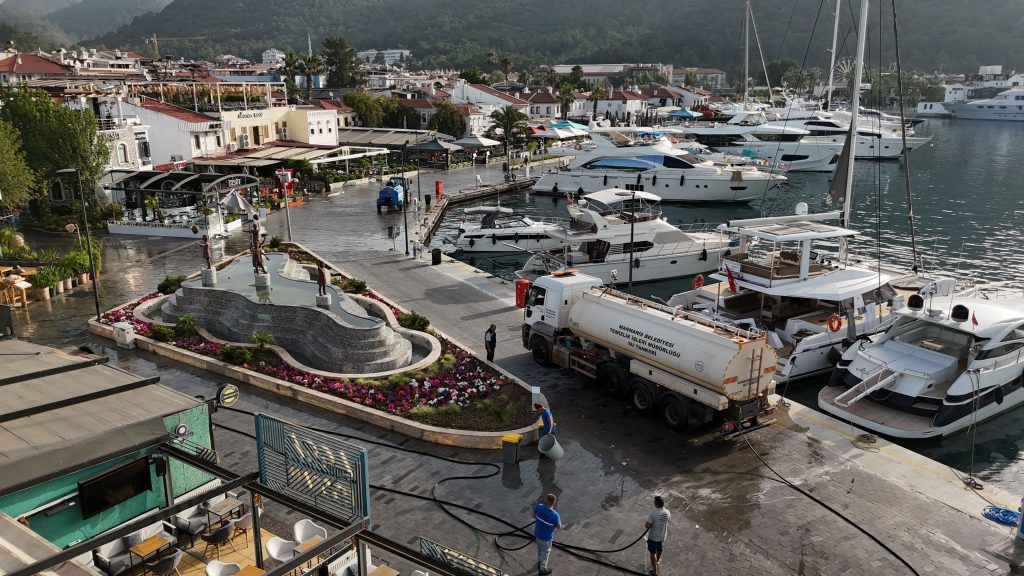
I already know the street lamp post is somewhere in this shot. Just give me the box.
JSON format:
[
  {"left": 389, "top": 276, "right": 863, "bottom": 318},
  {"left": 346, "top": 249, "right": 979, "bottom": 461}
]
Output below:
[
  {"left": 615, "top": 189, "right": 637, "bottom": 292},
  {"left": 402, "top": 143, "right": 409, "bottom": 256},
  {"left": 56, "top": 168, "right": 101, "bottom": 322},
  {"left": 64, "top": 223, "right": 82, "bottom": 249}
]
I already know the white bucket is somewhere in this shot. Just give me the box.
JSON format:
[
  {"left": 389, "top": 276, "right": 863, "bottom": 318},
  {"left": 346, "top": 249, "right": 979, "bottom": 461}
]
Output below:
[{"left": 537, "top": 434, "right": 563, "bottom": 460}]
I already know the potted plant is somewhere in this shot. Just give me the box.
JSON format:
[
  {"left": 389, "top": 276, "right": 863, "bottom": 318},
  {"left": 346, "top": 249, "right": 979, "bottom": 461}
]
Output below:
[{"left": 32, "top": 267, "right": 60, "bottom": 299}]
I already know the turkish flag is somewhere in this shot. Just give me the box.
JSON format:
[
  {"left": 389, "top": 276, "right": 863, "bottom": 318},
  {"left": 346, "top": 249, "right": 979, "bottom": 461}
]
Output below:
[
  {"left": 972, "top": 312, "right": 979, "bottom": 328},
  {"left": 725, "top": 264, "right": 737, "bottom": 293}
]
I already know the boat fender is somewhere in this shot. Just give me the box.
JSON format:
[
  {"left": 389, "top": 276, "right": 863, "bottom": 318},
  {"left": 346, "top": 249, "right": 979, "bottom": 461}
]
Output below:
[
  {"left": 679, "top": 174, "right": 685, "bottom": 187},
  {"left": 491, "top": 235, "right": 497, "bottom": 245},
  {"left": 636, "top": 173, "right": 642, "bottom": 186},
  {"left": 633, "top": 257, "right": 640, "bottom": 269},
  {"left": 652, "top": 174, "right": 657, "bottom": 186},
  {"left": 468, "top": 238, "right": 475, "bottom": 247},
  {"left": 700, "top": 243, "right": 708, "bottom": 261},
  {"left": 995, "top": 385, "right": 1004, "bottom": 405},
  {"left": 514, "top": 232, "right": 519, "bottom": 243},
  {"left": 603, "top": 175, "right": 608, "bottom": 186},
  {"left": 552, "top": 184, "right": 559, "bottom": 195},
  {"left": 827, "top": 313, "right": 842, "bottom": 333}
]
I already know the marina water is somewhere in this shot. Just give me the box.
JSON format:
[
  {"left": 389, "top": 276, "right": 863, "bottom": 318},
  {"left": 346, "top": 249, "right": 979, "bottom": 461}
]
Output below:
[{"left": 438, "top": 118, "right": 1024, "bottom": 490}]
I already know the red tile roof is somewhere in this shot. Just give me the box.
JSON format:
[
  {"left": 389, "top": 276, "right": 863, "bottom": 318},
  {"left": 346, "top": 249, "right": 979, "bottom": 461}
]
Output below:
[
  {"left": 0, "top": 53, "right": 71, "bottom": 75},
  {"left": 451, "top": 103, "right": 482, "bottom": 115},
  {"left": 314, "top": 99, "right": 354, "bottom": 112},
  {"left": 137, "top": 97, "right": 214, "bottom": 124},
  {"left": 526, "top": 89, "right": 559, "bottom": 104},
  {"left": 609, "top": 90, "right": 644, "bottom": 101},
  {"left": 469, "top": 83, "right": 529, "bottom": 105},
  {"left": 400, "top": 98, "right": 436, "bottom": 110}
]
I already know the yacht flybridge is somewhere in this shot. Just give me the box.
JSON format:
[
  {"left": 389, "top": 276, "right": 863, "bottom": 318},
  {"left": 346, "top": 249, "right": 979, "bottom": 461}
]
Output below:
[
  {"left": 666, "top": 205, "right": 903, "bottom": 382},
  {"left": 515, "top": 189, "right": 728, "bottom": 284},
  {"left": 819, "top": 279, "right": 1024, "bottom": 438}
]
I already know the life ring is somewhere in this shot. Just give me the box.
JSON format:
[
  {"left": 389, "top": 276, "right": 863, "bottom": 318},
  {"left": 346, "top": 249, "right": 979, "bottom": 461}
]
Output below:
[
  {"left": 574, "top": 143, "right": 582, "bottom": 151},
  {"left": 692, "top": 274, "right": 705, "bottom": 290},
  {"left": 827, "top": 313, "right": 842, "bottom": 333}
]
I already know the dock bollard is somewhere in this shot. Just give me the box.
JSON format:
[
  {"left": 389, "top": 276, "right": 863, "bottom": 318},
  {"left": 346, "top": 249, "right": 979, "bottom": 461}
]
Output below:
[{"left": 1017, "top": 496, "right": 1024, "bottom": 541}]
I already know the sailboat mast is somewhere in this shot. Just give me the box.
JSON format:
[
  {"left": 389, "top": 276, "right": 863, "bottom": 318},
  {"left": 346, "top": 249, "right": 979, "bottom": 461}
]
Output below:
[
  {"left": 743, "top": 0, "right": 750, "bottom": 107},
  {"left": 826, "top": 0, "right": 842, "bottom": 110},
  {"left": 841, "top": 0, "right": 868, "bottom": 232}
]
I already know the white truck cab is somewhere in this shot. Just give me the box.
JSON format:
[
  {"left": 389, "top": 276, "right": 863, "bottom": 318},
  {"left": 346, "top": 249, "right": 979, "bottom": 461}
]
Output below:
[{"left": 524, "top": 272, "right": 603, "bottom": 330}]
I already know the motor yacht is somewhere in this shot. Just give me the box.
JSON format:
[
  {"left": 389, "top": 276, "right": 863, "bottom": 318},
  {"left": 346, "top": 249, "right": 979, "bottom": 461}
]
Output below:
[
  {"left": 533, "top": 138, "right": 786, "bottom": 203},
  {"left": 515, "top": 189, "right": 729, "bottom": 284},
  {"left": 946, "top": 88, "right": 1024, "bottom": 121},
  {"left": 766, "top": 115, "right": 930, "bottom": 159},
  {"left": 819, "top": 278, "right": 1024, "bottom": 438},
  {"left": 666, "top": 204, "right": 906, "bottom": 383},
  {"left": 451, "top": 206, "right": 566, "bottom": 253}
]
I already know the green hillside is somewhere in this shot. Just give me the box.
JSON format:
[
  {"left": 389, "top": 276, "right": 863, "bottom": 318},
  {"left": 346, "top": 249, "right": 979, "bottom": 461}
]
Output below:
[
  {"left": 49, "top": 0, "right": 173, "bottom": 40},
  {"left": 94, "top": 0, "right": 1024, "bottom": 75}
]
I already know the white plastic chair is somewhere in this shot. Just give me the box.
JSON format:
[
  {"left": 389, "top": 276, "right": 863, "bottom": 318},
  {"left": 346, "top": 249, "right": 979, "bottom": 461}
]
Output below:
[
  {"left": 266, "top": 537, "right": 297, "bottom": 563},
  {"left": 293, "top": 519, "right": 327, "bottom": 544},
  {"left": 205, "top": 560, "right": 241, "bottom": 576}
]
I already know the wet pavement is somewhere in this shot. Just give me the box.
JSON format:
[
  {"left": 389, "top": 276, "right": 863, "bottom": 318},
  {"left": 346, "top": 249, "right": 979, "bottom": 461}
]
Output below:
[{"left": 8, "top": 162, "right": 1021, "bottom": 575}]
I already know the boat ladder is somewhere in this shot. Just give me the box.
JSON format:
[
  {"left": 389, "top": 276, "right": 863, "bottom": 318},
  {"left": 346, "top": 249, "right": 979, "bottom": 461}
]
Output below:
[{"left": 833, "top": 368, "right": 897, "bottom": 407}]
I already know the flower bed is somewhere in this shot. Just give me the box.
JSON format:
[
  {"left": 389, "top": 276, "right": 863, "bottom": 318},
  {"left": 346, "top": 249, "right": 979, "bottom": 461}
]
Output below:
[{"left": 101, "top": 290, "right": 535, "bottom": 431}]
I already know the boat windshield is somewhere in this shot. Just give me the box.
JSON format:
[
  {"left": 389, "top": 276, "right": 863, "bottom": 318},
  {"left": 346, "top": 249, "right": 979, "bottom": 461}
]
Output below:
[
  {"left": 890, "top": 319, "right": 974, "bottom": 357},
  {"left": 637, "top": 154, "right": 699, "bottom": 169}
]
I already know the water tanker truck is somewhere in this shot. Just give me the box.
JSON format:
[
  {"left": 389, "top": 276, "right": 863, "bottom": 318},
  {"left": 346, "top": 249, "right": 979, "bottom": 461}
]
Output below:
[{"left": 519, "top": 271, "right": 777, "bottom": 430}]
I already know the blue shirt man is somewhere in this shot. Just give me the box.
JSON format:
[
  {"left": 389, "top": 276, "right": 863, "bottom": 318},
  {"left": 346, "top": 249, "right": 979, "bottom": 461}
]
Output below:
[
  {"left": 535, "top": 403, "right": 556, "bottom": 436},
  {"left": 531, "top": 493, "right": 562, "bottom": 574}
]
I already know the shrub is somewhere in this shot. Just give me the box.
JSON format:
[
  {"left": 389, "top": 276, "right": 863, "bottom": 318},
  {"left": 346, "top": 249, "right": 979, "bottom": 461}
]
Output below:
[
  {"left": 398, "top": 310, "right": 430, "bottom": 331},
  {"left": 409, "top": 404, "right": 462, "bottom": 420},
  {"left": 158, "top": 275, "right": 187, "bottom": 295},
  {"left": 250, "top": 330, "right": 276, "bottom": 349},
  {"left": 386, "top": 374, "right": 411, "bottom": 387},
  {"left": 175, "top": 315, "right": 197, "bottom": 337},
  {"left": 219, "top": 345, "right": 253, "bottom": 365},
  {"left": 150, "top": 325, "right": 175, "bottom": 342},
  {"left": 62, "top": 251, "right": 92, "bottom": 275},
  {"left": 340, "top": 278, "right": 367, "bottom": 293},
  {"left": 268, "top": 235, "right": 283, "bottom": 250},
  {"left": 31, "top": 266, "right": 61, "bottom": 288}
]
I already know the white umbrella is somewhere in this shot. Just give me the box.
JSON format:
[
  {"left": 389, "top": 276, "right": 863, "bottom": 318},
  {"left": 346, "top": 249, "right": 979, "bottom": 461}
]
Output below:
[
  {"left": 219, "top": 190, "right": 256, "bottom": 214},
  {"left": 452, "top": 135, "right": 502, "bottom": 148}
]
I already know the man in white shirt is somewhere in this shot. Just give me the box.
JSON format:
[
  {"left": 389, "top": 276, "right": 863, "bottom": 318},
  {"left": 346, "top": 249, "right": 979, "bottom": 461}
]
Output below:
[{"left": 645, "top": 495, "right": 671, "bottom": 576}]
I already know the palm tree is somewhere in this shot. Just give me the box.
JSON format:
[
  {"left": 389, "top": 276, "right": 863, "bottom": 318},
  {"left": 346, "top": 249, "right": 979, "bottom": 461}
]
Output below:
[
  {"left": 488, "top": 104, "right": 528, "bottom": 156},
  {"left": 499, "top": 57, "right": 513, "bottom": 84},
  {"left": 300, "top": 54, "right": 325, "bottom": 100},
  {"left": 144, "top": 194, "right": 162, "bottom": 221},
  {"left": 556, "top": 88, "right": 575, "bottom": 120},
  {"left": 486, "top": 51, "right": 498, "bottom": 68},
  {"left": 281, "top": 51, "right": 302, "bottom": 97}
]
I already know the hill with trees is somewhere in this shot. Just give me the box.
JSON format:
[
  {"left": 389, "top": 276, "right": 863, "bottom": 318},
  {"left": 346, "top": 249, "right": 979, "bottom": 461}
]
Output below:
[
  {"left": 83, "top": 0, "right": 1024, "bottom": 77},
  {"left": 48, "top": 0, "right": 173, "bottom": 40}
]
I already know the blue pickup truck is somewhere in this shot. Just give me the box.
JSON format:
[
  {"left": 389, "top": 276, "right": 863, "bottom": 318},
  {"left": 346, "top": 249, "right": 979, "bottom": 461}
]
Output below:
[{"left": 376, "top": 177, "right": 409, "bottom": 213}]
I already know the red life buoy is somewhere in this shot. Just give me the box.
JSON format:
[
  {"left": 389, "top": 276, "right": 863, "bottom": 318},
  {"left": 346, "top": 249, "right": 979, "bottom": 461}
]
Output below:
[
  {"left": 574, "top": 143, "right": 582, "bottom": 150},
  {"left": 827, "top": 313, "right": 842, "bottom": 333},
  {"left": 692, "top": 274, "right": 705, "bottom": 290}
]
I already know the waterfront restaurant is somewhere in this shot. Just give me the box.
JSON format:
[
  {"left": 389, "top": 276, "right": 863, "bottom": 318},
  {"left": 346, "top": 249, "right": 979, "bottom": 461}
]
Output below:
[
  {"left": 104, "top": 170, "right": 262, "bottom": 238},
  {"left": 0, "top": 336, "right": 486, "bottom": 576}
]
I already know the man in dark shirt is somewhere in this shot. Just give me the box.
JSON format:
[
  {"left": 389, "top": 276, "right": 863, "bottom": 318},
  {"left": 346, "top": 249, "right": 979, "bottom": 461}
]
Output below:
[{"left": 484, "top": 324, "right": 497, "bottom": 361}]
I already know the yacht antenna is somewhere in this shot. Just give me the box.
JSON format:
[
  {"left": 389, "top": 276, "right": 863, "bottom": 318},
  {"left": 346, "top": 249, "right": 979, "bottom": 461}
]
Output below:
[
  {"left": 889, "top": 0, "right": 921, "bottom": 274},
  {"left": 826, "top": 0, "right": 842, "bottom": 110}
]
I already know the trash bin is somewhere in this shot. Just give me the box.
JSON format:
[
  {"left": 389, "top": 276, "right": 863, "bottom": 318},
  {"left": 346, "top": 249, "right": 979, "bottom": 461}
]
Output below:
[
  {"left": 502, "top": 433, "right": 522, "bottom": 465},
  {"left": 538, "top": 434, "right": 564, "bottom": 461},
  {"left": 431, "top": 248, "right": 442, "bottom": 265},
  {"left": 424, "top": 194, "right": 432, "bottom": 209}
]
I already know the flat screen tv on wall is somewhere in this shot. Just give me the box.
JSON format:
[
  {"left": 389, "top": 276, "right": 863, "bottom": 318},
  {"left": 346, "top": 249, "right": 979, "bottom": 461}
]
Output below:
[{"left": 78, "top": 457, "right": 153, "bottom": 519}]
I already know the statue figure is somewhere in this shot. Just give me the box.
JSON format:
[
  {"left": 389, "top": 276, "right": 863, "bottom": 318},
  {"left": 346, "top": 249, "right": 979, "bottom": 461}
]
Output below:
[
  {"left": 251, "top": 235, "right": 268, "bottom": 275},
  {"left": 249, "top": 214, "right": 261, "bottom": 250},
  {"left": 316, "top": 259, "right": 328, "bottom": 296},
  {"left": 198, "top": 234, "right": 213, "bottom": 269}
]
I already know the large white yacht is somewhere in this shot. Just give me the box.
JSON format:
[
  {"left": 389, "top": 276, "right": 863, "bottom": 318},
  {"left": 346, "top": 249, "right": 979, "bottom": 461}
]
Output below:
[
  {"left": 674, "top": 113, "right": 841, "bottom": 172},
  {"left": 515, "top": 189, "right": 729, "bottom": 284},
  {"left": 451, "top": 206, "right": 566, "bottom": 253},
  {"left": 767, "top": 115, "right": 930, "bottom": 159},
  {"left": 819, "top": 278, "right": 1024, "bottom": 438},
  {"left": 533, "top": 143, "right": 786, "bottom": 202},
  {"left": 666, "top": 205, "right": 903, "bottom": 383},
  {"left": 946, "top": 88, "right": 1024, "bottom": 121}
]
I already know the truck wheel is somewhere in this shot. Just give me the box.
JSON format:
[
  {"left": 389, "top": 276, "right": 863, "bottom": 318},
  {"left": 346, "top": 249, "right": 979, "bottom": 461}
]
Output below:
[
  {"left": 530, "top": 337, "right": 550, "bottom": 366},
  {"left": 661, "top": 397, "right": 691, "bottom": 430},
  {"left": 597, "top": 362, "right": 628, "bottom": 396},
  {"left": 629, "top": 379, "right": 656, "bottom": 413}
]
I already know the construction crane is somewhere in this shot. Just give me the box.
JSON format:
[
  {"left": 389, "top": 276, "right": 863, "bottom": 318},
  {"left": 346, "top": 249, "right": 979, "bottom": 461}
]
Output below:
[{"left": 145, "top": 33, "right": 206, "bottom": 60}]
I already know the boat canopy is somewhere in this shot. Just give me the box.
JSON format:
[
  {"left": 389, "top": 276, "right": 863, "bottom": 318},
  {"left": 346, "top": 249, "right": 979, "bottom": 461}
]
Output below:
[
  {"left": 712, "top": 267, "right": 893, "bottom": 301},
  {"left": 582, "top": 188, "right": 662, "bottom": 205},
  {"left": 464, "top": 205, "right": 514, "bottom": 215},
  {"left": 718, "top": 220, "right": 858, "bottom": 242}
]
